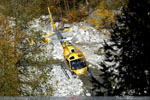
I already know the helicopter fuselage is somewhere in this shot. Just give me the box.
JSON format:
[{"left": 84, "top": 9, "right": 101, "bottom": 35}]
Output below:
[{"left": 62, "top": 41, "right": 88, "bottom": 76}]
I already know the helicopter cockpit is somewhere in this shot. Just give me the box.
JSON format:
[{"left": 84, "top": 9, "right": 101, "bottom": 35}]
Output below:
[{"left": 71, "top": 58, "right": 86, "bottom": 70}]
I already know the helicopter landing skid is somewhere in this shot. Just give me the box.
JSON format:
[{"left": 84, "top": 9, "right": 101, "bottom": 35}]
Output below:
[{"left": 61, "top": 62, "right": 70, "bottom": 79}]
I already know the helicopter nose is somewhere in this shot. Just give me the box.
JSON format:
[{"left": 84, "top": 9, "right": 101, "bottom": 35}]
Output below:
[{"left": 77, "top": 68, "right": 87, "bottom": 75}]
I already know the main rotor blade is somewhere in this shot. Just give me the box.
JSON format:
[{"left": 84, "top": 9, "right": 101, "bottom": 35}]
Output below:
[{"left": 48, "top": 7, "right": 56, "bottom": 31}]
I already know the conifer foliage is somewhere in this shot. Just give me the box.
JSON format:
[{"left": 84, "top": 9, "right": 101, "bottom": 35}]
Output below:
[{"left": 97, "top": 0, "right": 150, "bottom": 96}]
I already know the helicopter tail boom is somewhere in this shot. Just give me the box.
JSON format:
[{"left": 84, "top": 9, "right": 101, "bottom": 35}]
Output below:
[{"left": 61, "top": 62, "right": 70, "bottom": 79}]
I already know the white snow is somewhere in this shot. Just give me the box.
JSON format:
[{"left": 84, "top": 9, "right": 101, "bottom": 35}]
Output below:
[
  {"left": 51, "top": 41, "right": 64, "bottom": 60},
  {"left": 49, "top": 65, "right": 84, "bottom": 96}
]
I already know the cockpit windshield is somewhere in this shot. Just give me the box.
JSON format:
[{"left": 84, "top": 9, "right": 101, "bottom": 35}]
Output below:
[{"left": 71, "top": 58, "right": 86, "bottom": 70}]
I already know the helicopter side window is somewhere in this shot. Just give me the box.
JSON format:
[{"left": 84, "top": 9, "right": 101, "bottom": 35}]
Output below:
[
  {"left": 71, "top": 49, "right": 75, "bottom": 53},
  {"left": 68, "top": 42, "right": 72, "bottom": 46},
  {"left": 70, "top": 58, "right": 87, "bottom": 70},
  {"left": 80, "top": 61, "right": 86, "bottom": 67},
  {"left": 71, "top": 60, "right": 78, "bottom": 70}
]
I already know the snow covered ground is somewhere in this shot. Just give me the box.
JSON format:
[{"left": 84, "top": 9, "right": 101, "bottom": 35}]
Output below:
[
  {"left": 21, "top": 16, "right": 110, "bottom": 96},
  {"left": 49, "top": 65, "right": 84, "bottom": 96}
]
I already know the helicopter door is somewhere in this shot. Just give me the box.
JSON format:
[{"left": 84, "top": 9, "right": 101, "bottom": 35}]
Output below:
[
  {"left": 65, "top": 59, "right": 70, "bottom": 68},
  {"left": 66, "top": 59, "right": 69, "bottom": 65}
]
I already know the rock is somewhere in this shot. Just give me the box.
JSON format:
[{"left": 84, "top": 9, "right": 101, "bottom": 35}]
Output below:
[{"left": 64, "top": 24, "right": 70, "bottom": 28}]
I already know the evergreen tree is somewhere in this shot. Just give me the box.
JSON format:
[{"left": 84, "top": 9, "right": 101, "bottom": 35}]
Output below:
[{"left": 94, "top": 0, "right": 150, "bottom": 96}]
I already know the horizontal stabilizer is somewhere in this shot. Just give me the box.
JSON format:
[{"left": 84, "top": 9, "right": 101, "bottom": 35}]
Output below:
[{"left": 45, "top": 33, "right": 55, "bottom": 38}]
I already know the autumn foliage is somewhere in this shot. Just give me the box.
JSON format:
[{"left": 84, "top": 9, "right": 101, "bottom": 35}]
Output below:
[
  {"left": 0, "top": 17, "right": 24, "bottom": 96},
  {"left": 88, "top": 1, "right": 114, "bottom": 30}
]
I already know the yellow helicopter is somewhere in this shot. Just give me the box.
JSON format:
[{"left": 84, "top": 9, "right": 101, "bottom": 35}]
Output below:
[{"left": 45, "top": 7, "right": 88, "bottom": 79}]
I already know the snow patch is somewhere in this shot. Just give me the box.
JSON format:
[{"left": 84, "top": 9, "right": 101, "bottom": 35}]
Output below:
[{"left": 49, "top": 65, "right": 84, "bottom": 96}]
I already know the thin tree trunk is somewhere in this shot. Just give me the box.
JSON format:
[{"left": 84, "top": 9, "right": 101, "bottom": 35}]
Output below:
[
  {"left": 64, "top": 0, "right": 68, "bottom": 14},
  {"left": 66, "top": 0, "right": 70, "bottom": 13},
  {"left": 73, "top": 0, "right": 76, "bottom": 10},
  {"left": 58, "top": 0, "right": 63, "bottom": 17},
  {"left": 86, "top": 0, "right": 89, "bottom": 5}
]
